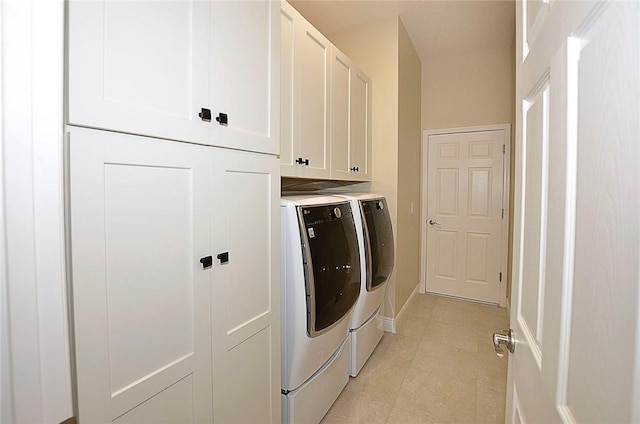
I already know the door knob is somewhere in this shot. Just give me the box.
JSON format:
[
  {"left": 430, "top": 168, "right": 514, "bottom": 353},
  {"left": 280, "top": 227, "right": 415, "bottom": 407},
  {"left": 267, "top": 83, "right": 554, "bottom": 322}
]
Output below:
[
  {"left": 428, "top": 219, "right": 441, "bottom": 226},
  {"left": 493, "top": 329, "right": 515, "bottom": 358}
]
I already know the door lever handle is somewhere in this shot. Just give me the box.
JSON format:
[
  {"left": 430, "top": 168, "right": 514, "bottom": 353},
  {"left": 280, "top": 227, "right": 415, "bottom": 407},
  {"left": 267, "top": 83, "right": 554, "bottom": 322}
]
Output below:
[
  {"left": 493, "top": 329, "right": 515, "bottom": 358},
  {"left": 428, "top": 219, "right": 441, "bottom": 226}
]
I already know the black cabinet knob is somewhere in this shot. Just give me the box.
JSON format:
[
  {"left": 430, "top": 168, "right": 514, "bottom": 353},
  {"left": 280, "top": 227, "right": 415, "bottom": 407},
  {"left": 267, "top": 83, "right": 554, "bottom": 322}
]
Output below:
[
  {"left": 199, "top": 108, "right": 212, "bottom": 122},
  {"left": 217, "top": 252, "right": 229, "bottom": 264},
  {"left": 200, "top": 256, "right": 213, "bottom": 269},
  {"left": 296, "top": 158, "right": 310, "bottom": 166},
  {"left": 215, "top": 113, "right": 228, "bottom": 126},
  {"left": 350, "top": 166, "right": 359, "bottom": 172}
]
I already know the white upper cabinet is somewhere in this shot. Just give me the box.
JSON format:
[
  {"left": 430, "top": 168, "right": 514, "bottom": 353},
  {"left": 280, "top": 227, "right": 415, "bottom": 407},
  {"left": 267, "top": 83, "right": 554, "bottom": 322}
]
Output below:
[
  {"left": 68, "top": 0, "right": 279, "bottom": 155},
  {"left": 67, "top": 1, "right": 210, "bottom": 144},
  {"left": 330, "top": 47, "right": 372, "bottom": 181},
  {"left": 280, "top": 1, "right": 331, "bottom": 179},
  {"left": 209, "top": 1, "right": 279, "bottom": 154}
]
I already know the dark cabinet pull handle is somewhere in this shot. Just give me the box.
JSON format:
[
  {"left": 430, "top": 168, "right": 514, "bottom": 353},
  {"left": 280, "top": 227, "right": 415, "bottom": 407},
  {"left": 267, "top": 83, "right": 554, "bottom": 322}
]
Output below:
[
  {"left": 296, "top": 158, "right": 309, "bottom": 166},
  {"left": 200, "top": 256, "right": 213, "bottom": 269},
  {"left": 199, "top": 108, "right": 212, "bottom": 122},
  {"left": 217, "top": 252, "right": 229, "bottom": 264},
  {"left": 215, "top": 113, "right": 228, "bottom": 126}
]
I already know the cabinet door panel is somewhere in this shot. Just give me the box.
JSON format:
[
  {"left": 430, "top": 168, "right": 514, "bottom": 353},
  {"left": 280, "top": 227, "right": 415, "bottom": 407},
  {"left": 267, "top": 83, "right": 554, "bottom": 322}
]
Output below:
[
  {"left": 296, "top": 18, "right": 331, "bottom": 178},
  {"left": 69, "top": 127, "right": 212, "bottom": 423},
  {"left": 280, "top": 3, "right": 297, "bottom": 176},
  {"left": 330, "top": 48, "right": 353, "bottom": 180},
  {"left": 210, "top": 1, "right": 279, "bottom": 154},
  {"left": 210, "top": 150, "right": 281, "bottom": 423},
  {"left": 68, "top": 1, "right": 209, "bottom": 144},
  {"left": 349, "top": 69, "right": 372, "bottom": 181}
]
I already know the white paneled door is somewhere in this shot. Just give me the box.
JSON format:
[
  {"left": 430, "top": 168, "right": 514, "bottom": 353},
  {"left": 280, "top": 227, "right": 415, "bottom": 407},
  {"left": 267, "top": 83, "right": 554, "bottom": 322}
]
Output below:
[
  {"left": 507, "top": 1, "right": 640, "bottom": 422},
  {"left": 425, "top": 128, "right": 508, "bottom": 305}
]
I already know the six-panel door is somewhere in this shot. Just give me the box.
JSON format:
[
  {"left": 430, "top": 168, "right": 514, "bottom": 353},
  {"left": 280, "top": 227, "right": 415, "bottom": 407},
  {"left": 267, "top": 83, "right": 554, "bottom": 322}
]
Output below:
[{"left": 426, "top": 130, "right": 506, "bottom": 304}]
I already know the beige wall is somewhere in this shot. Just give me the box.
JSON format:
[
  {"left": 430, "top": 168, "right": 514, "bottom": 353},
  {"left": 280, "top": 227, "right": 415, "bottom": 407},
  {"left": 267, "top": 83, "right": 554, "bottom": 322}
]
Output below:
[
  {"left": 395, "top": 23, "right": 422, "bottom": 315},
  {"left": 330, "top": 18, "right": 422, "bottom": 318},
  {"left": 421, "top": 47, "right": 514, "bottom": 130}
]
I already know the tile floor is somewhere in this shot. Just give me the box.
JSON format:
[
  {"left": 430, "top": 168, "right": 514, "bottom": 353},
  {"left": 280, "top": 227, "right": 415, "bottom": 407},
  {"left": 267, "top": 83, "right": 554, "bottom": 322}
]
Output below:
[{"left": 321, "top": 293, "right": 510, "bottom": 424}]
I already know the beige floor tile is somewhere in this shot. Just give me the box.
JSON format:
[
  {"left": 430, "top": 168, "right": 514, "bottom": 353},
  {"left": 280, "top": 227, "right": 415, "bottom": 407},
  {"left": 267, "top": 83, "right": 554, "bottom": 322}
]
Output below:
[
  {"left": 394, "top": 368, "right": 477, "bottom": 423},
  {"left": 321, "top": 390, "right": 391, "bottom": 424},
  {"left": 410, "top": 340, "right": 478, "bottom": 384},
  {"left": 344, "top": 357, "right": 409, "bottom": 406},
  {"left": 423, "top": 320, "right": 479, "bottom": 353},
  {"left": 369, "top": 333, "right": 421, "bottom": 368},
  {"left": 477, "top": 312, "right": 510, "bottom": 332},
  {"left": 322, "top": 295, "right": 509, "bottom": 424},
  {"left": 385, "top": 406, "right": 428, "bottom": 424},
  {"left": 475, "top": 303, "right": 509, "bottom": 318},
  {"left": 476, "top": 385, "right": 506, "bottom": 423},
  {"left": 477, "top": 364, "right": 507, "bottom": 394},
  {"left": 403, "top": 299, "right": 435, "bottom": 320},
  {"left": 409, "top": 293, "right": 440, "bottom": 310},
  {"left": 431, "top": 302, "right": 481, "bottom": 330},
  {"left": 396, "top": 314, "right": 429, "bottom": 339}
]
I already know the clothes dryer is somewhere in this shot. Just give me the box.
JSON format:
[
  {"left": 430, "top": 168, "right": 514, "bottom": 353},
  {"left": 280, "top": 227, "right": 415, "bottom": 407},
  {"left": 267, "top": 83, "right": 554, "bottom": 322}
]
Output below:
[
  {"left": 280, "top": 195, "right": 361, "bottom": 423},
  {"left": 338, "top": 194, "right": 395, "bottom": 376}
]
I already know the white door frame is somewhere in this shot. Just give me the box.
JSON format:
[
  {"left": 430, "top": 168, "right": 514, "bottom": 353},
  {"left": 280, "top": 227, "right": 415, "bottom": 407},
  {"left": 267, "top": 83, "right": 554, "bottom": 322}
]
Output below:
[{"left": 419, "top": 124, "right": 511, "bottom": 307}]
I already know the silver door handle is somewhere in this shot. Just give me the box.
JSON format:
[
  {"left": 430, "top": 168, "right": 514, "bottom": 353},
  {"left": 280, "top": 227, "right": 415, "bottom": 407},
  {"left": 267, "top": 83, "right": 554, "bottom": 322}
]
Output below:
[
  {"left": 428, "top": 219, "right": 441, "bottom": 226},
  {"left": 493, "top": 329, "right": 515, "bottom": 358}
]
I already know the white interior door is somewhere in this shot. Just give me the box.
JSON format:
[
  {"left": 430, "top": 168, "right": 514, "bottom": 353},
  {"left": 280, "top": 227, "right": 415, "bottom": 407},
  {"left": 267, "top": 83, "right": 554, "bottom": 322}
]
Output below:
[
  {"left": 425, "top": 129, "right": 507, "bottom": 304},
  {"left": 69, "top": 127, "right": 213, "bottom": 423},
  {"left": 507, "top": 1, "right": 640, "bottom": 422}
]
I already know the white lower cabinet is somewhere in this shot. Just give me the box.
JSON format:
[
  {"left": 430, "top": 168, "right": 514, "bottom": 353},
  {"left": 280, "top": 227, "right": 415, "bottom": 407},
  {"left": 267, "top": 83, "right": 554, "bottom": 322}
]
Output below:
[{"left": 69, "top": 127, "right": 280, "bottom": 423}]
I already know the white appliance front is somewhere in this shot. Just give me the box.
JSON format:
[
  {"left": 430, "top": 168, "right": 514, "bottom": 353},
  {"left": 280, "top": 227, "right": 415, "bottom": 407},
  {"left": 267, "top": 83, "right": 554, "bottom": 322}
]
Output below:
[
  {"left": 339, "top": 194, "right": 395, "bottom": 376},
  {"left": 280, "top": 195, "right": 361, "bottom": 422}
]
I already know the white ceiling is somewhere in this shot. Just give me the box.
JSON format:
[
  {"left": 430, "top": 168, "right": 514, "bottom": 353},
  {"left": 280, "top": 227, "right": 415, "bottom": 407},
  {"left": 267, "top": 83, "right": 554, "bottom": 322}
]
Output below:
[{"left": 288, "top": 0, "right": 515, "bottom": 61}]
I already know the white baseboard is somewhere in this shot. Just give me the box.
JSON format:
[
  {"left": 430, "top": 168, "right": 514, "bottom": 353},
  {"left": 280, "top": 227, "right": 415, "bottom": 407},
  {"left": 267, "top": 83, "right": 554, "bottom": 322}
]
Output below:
[
  {"left": 378, "top": 315, "right": 396, "bottom": 333},
  {"left": 377, "top": 283, "right": 421, "bottom": 334}
]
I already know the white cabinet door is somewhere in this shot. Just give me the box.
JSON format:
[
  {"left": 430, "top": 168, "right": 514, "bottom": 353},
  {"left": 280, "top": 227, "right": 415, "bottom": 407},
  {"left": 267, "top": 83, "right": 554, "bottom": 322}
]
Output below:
[
  {"left": 349, "top": 67, "right": 372, "bottom": 181},
  {"left": 210, "top": 150, "right": 281, "bottom": 424},
  {"left": 330, "top": 47, "right": 353, "bottom": 180},
  {"left": 280, "top": 1, "right": 331, "bottom": 179},
  {"left": 69, "top": 127, "right": 213, "bottom": 423},
  {"left": 280, "top": 2, "right": 297, "bottom": 176},
  {"left": 68, "top": 1, "right": 210, "bottom": 144},
  {"left": 330, "top": 47, "right": 372, "bottom": 182},
  {"left": 209, "top": 0, "right": 279, "bottom": 155}
]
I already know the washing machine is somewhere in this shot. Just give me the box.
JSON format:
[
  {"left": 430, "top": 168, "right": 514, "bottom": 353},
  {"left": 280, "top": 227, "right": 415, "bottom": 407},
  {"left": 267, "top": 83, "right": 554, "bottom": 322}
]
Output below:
[
  {"left": 338, "top": 194, "right": 395, "bottom": 376},
  {"left": 280, "top": 195, "right": 361, "bottom": 423}
]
